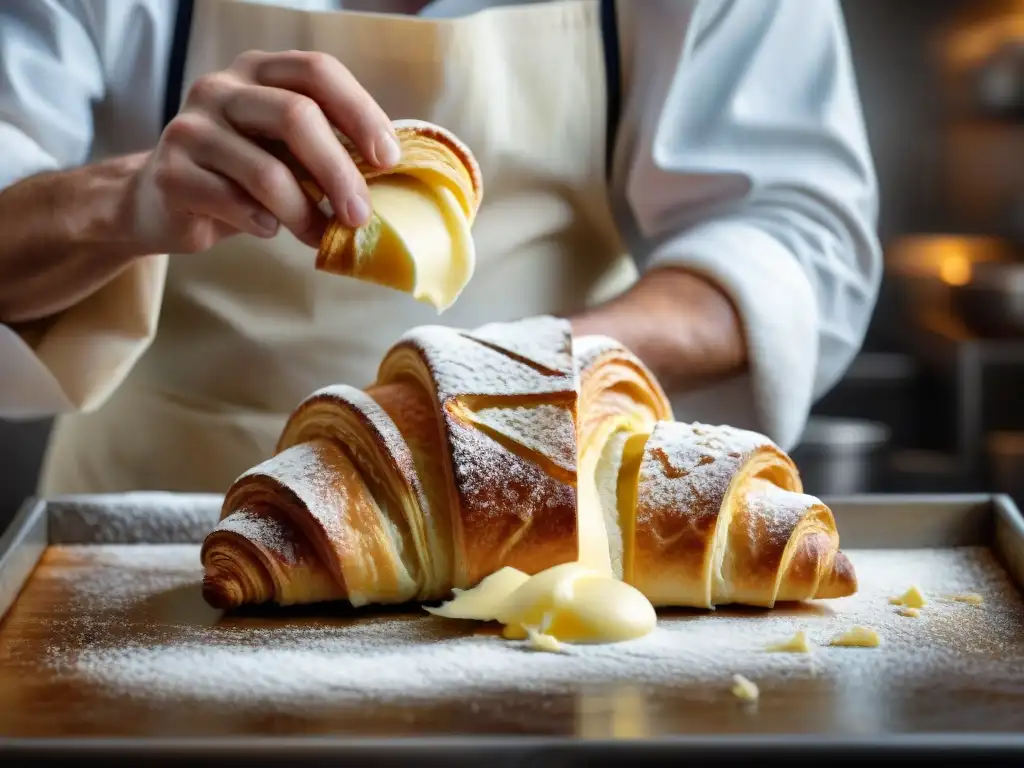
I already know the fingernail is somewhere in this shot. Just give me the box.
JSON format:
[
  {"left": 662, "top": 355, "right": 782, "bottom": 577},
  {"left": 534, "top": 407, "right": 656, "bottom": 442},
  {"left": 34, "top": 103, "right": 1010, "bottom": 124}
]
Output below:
[
  {"left": 346, "top": 195, "right": 371, "bottom": 227},
  {"left": 253, "top": 209, "right": 278, "bottom": 233},
  {"left": 375, "top": 132, "right": 401, "bottom": 167}
]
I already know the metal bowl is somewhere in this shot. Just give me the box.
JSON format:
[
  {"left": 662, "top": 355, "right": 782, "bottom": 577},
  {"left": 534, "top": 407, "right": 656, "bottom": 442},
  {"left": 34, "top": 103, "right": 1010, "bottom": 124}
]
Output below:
[{"left": 789, "top": 417, "right": 891, "bottom": 496}]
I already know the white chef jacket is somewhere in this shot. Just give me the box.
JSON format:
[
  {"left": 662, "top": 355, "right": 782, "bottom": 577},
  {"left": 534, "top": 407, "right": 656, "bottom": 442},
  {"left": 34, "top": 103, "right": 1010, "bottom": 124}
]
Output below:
[{"left": 0, "top": 0, "right": 881, "bottom": 452}]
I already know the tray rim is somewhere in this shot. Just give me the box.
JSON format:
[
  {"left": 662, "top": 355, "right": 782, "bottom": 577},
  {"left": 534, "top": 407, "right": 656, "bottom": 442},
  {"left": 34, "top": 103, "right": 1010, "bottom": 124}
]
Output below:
[
  {"left": 3, "top": 732, "right": 1024, "bottom": 760},
  {"left": 2, "top": 492, "right": 1024, "bottom": 756}
]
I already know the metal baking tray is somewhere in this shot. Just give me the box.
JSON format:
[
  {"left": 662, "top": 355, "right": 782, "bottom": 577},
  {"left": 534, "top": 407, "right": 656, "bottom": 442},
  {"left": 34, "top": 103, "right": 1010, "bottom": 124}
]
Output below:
[{"left": 1, "top": 492, "right": 1023, "bottom": 764}]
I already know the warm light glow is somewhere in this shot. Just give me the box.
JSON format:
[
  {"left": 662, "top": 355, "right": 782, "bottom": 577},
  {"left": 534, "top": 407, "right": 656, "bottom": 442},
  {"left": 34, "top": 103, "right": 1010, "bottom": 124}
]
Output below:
[
  {"left": 939, "top": 251, "right": 973, "bottom": 286},
  {"left": 945, "top": 14, "right": 1024, "bottom": 66}
]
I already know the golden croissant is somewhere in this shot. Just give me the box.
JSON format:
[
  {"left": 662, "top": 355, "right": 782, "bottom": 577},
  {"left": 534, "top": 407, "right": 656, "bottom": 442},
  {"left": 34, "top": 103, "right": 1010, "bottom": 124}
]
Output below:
[
  {"left": 200, "top": 316, "right": 857, "bottom": 612},
  {"left": 285, "top": 119, "right": 483, "bottom": 312}
]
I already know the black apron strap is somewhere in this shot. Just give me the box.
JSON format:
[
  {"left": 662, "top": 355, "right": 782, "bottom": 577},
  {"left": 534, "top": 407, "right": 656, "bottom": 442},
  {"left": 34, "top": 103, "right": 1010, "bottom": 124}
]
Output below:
[
  {"left": 162, "top": 0, "right": 195, "bottom": 129},
  {"left": 599, "top": 0, "right": 622, "bottom": 181}
]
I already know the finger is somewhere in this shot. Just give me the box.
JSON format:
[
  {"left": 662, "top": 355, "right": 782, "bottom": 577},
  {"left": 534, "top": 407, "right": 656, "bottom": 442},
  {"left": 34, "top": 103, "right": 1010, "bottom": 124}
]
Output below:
[
  {"left": 158, "top": 156, "right": 280, "bottom": 239},
  {"left": 165, "top": 111, "right": 326, "bottom": 247},
  {"left": 220, "top": 84, "right": 372, "bottom": 229},
  {"left": 250, "top": 51, "right": 399, "bottom": 170}
]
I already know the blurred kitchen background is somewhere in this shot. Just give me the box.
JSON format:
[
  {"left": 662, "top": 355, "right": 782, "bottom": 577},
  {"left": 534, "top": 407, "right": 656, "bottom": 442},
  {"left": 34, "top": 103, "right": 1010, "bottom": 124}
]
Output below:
[{"left": 1, "top": 0, "right": 1023, "bottom": 527}]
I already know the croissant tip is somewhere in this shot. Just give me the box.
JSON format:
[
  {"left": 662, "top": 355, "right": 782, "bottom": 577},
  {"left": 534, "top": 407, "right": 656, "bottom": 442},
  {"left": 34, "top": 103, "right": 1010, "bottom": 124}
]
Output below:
[{"left": 814, "top": 550, "right": 859, "bottom": 599}]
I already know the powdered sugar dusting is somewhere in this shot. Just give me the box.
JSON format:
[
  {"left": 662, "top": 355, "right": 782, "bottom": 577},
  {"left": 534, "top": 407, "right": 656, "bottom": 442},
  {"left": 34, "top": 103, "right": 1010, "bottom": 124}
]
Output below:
[
  {"left": 290, "top": 385, "right": 423, "bottom": 506},
  {"left": 466, "top": 402, "right": 577, "bottom": 474},
  {"left": 233, "top": 444, "right": 340, "bottom": 542},
  {"left": 47, "top": 493, "right": 221, "bottom": 544},
  {"left": 467, "top": 315, "right": 574, "bottom": 376},
  {"left": 744, "top": 481, "right": 824, "bottom": 549},
  {"left": 25, "top": 544, "right": 1024, "bottom": 714},
  {"left": 445, "top": 417, "right": 576, "bottom": 581},
  {"left": 215, "top": 506, "right": 300, "bottom": 566},
  {"left": 636, "top": 422, "right": 778, "bottom": 526},
  {"left": 573, "top": 334, "right": 623, "bottom": 376},
  {"left": 396, "top": 321, "right": 575, "bottom": 399}
]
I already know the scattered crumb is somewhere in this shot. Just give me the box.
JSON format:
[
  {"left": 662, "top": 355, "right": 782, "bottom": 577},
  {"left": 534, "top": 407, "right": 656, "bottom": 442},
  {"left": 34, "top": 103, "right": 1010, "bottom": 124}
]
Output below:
[
  {"left": 897, "top": 607, "right": 920, "bottom": 618},
  {"left": 889, "top": 585, "right": 927, "bottom": 609},
  {"left": 947, "top": 592, "right": 984, "bottom": 606},
  {"left": 731, "top": 674, "right": 759, "bottom": 702},
  {"left": 765, "top": 630, "right": 813, "bottom": 653},
  {"left": 524, "top": 626, "right": 565, "bottom": 654},
  {"left": 830, "top": 625, "right": 881, "bottom": 648}
]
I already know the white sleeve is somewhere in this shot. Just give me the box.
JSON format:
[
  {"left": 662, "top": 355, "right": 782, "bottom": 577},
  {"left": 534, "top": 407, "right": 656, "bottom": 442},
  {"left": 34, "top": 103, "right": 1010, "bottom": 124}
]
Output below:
[
  {"left": 618, "top": 0, "right": 882, "bottom": 451},
  {"left": 0, "top": 0, "right": 104, "bottom": 189},
  {"left": 0, "top": 1, "right": 167, "bottom": 421}
]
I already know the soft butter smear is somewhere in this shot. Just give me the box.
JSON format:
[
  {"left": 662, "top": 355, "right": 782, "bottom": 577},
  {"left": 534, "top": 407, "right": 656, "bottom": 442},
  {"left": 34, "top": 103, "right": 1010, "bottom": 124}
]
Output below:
[
  {"left": 425, "top": 562, "right": 657, "bottom": 649},
  {"left": 362, "top": 177, "right": 475, "bottom": 313}
]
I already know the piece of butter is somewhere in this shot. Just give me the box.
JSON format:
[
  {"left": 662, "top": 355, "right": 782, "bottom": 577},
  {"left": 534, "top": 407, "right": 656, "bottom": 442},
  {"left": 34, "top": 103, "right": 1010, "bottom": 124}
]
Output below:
[
  {"left": 525, "top": 625, "right": 565, "bottom": 653},
  {"left": 889, "top": 585, "right": 926, "bottom": 609},
  {"left": 731, "top": 674, "right": 759, "bottom": 702},
  {"left": 765, "top": 630, "right": 813, "bottom": 653},
  {"left": 830, "top": 625, "right": 881, "bottom": 648},
  {"left": 361, "top": 178, "right": 475, "bottom": 313},
  {"left": 424, "top": 561, "right": 657, "bottom": 646},
  {"left": 498, "top": 562, "right": 657, "bottom": 644},
  {"left": 947, "top": 592, "right": 984, "bottom": 606},
  {"left": 897, "top": 606, "right": 920, "bottom": 618},
  {"left": 423, "top": 566, "right": 529, "bottom": 621}
]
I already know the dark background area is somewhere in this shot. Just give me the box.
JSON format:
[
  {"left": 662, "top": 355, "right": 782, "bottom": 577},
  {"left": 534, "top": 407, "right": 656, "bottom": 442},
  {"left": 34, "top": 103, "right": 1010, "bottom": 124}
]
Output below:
[{"left": 1, "top": 0, "right": 1023, "bottom": 528}]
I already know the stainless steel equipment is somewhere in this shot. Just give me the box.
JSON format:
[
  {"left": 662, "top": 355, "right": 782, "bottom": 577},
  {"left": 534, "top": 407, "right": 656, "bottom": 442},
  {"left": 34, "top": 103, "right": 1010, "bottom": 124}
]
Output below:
[{"left": 789, "top": 416, "right": 891, "bottom": 496}]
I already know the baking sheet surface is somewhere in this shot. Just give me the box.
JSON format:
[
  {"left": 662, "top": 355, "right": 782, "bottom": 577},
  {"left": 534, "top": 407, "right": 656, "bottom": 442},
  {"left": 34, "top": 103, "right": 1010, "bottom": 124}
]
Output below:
[{"left": 1, "top": 538, "right": 1022, "bottom": 739}]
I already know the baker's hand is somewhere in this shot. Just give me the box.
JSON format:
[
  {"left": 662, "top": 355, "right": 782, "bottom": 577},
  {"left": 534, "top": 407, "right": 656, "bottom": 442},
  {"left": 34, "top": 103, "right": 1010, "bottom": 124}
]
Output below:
[{"left": 131, "top": 49, "right": 398, "bottom": 253}]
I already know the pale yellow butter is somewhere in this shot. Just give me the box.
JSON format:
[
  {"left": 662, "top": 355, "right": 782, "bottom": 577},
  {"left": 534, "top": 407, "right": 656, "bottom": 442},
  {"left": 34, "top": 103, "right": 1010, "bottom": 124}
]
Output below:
[
  {"left": 889, "top": 585, "right": 927, "bottom": 609},
  {"left": 731, "top": 674, "right": 759, "bottom": 702},
  {"left": 765, "top": 630, "right": 813, "bottom": 653},
  {"left": 425, "top": 561, "right": 657, "bottom": 646},
  {"left": 830, "top": 625, "right": 881, "bottom": 648}
]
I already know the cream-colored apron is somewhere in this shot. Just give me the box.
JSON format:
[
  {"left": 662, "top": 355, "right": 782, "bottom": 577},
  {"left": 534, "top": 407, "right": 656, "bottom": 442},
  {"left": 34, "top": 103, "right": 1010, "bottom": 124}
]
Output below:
[{"left": 39, "top": 0, "right": 636, "bottom": 495}]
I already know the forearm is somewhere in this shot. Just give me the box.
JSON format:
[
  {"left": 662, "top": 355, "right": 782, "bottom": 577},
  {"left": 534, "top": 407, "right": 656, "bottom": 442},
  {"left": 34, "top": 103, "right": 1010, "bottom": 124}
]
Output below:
[
  {"left": 569, "top": 267, "right": 749, "bottom": 395},
  {"left": 0, "top": 152, "right": 150, "bottom": 325}
]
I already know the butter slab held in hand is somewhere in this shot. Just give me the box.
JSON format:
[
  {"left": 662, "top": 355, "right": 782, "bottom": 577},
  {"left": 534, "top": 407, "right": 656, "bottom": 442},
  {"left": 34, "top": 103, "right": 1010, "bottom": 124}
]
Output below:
[{"left": 304, "top": 119, "right": 483, "bottom": 313}]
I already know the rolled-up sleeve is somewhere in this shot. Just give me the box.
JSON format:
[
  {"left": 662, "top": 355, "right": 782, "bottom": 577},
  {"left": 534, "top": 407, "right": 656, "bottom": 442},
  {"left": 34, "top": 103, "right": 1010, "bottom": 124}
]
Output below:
[
  {"left": 0, "top": 1, "right": 168, "bottom": 421},
  {"left": 619, "top": 0, "right": 882, "bottom": 450}
]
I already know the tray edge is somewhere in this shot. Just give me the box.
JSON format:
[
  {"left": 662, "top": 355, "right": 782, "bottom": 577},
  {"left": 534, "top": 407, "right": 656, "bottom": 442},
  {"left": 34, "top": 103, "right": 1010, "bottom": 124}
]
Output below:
[{"left": 0, "top": 496, "right": 47, "bottom": 624}]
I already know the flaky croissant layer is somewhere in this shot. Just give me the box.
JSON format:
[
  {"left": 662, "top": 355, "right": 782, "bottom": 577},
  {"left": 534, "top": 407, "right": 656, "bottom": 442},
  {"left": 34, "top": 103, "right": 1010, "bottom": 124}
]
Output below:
[{"left": 201, "top": 316, "right": 857, "bottom": 612}]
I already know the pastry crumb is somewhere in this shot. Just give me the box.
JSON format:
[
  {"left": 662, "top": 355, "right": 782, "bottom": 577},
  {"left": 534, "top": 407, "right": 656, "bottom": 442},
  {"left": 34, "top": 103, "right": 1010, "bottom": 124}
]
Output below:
[
  {"left": 765, "top": 630, "right": 813, "bottom": 653},
  {"left": 897, "top": 606, "right": 920, "bottom": 618},
  {"left": 889, "top": 584, "right": 926, "bottom": 609},
  {"left": 947, "top": 592, "right": 984, "bottom": 606},
  {"left": 829, "top": 625, "right": 881, "bottom": 648},
  {"left": 731, "top": 674, "right": 759, "bottom": 702},
  {"left": 524, "top": 626, "right": 565, "bottom": 653}
]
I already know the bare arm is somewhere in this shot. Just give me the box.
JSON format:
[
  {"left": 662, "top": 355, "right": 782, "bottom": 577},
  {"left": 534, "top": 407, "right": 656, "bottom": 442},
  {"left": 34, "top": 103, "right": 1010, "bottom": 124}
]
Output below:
[
  {"left": 0, "top": 153, "right": 150, "bottom": 324},
  {"left": 0, "top": 48, "right": 405, "bottom": 326},
  {"left": 569, "top": 267, "right": 748, "bottom": 394}
]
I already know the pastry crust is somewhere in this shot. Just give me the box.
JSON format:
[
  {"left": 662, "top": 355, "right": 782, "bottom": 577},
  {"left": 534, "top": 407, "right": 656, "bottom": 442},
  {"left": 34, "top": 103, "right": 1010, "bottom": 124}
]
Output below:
[
  {"left": 200, "top": 317, "right": 858, "bottom": 612},
  {"left": 375, "top": 315, "right": 580, "bottom": 588},
  {"left": 627, "top": 424, "right": 856, "bottom": 608}
]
